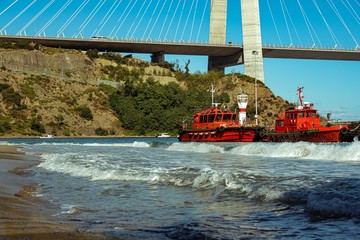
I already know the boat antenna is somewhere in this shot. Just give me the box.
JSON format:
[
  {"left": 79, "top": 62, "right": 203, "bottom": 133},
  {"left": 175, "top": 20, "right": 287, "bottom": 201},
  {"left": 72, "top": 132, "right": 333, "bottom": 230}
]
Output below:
[
  {"left": 297, "top": 87, "right": 304, "bottom": 107},
  {"left": 211, "top": 82, "right": 215, "bottom": 106}
]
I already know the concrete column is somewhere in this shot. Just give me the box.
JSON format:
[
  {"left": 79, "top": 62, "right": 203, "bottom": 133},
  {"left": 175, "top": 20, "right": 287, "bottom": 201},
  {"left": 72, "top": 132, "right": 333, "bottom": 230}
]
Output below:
[
  {"left": 151, "top": 52, "right": 164, "bottom": 63},
  {"left": 209, "top": 0, "right": 227, "bottom": 45},
  {"left": 241, "top": 0, "right": 264, "bottom": 82}
]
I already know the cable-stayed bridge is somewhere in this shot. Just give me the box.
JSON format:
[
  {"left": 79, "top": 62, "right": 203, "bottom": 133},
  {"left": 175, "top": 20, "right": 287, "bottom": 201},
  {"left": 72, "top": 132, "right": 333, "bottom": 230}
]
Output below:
[{"left": 0, "top": 0, "right": 359, "bottom": 82}]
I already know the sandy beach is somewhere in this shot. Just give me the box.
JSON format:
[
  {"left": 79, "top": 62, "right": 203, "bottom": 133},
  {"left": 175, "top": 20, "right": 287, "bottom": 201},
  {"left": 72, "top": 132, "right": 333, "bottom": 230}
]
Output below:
[{"left": 0, "top": 145, "right": 107, "bottom": 240}]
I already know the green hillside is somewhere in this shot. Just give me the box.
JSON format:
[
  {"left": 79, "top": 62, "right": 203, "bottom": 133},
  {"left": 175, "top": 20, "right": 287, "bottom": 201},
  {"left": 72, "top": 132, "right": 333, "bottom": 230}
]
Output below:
[{"left": 0, "top": 42, "right": 293, "bottom": 137}]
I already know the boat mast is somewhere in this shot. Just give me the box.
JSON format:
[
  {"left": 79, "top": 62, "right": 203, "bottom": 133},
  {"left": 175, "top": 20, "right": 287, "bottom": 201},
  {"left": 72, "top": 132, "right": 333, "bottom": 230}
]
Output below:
[
  {"left": 297, "top": 87, "right": 304, "bottom": 107},
  {"left": 211, "top": 82, "right": 215, "bottom": 106}
]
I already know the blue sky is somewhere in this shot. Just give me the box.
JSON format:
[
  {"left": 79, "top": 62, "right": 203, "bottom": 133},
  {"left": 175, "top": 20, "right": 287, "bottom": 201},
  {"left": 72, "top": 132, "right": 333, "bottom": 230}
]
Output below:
[{"left": 0, "top": 0, "right": 359, "bottom": 120}]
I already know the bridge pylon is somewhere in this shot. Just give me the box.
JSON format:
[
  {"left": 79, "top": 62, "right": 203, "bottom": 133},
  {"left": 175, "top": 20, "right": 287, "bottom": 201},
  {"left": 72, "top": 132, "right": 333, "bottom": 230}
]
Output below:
[
  {"left": 208, "top": 0, "right": 265, "bottom": 82},
  {"left": 241, "top": 0, "right": 264, "bottom": 82},
  {"left": 209, "top": 0, "right": 227, "bottom": 45}
]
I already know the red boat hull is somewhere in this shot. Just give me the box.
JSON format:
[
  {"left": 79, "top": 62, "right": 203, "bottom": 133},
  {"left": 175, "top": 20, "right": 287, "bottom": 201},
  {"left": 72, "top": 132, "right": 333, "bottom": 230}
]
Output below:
[
  {"left": 263, "top": 129, "right": 353, "bottom": 143},
  {"left": 178, "top": 127, "right": 259, "bottom": 142}
]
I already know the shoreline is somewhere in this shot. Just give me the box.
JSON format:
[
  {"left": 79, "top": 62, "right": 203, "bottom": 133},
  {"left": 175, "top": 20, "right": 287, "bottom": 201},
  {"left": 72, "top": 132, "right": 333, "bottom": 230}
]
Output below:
[
  {"left": 0, "top": 145, "right": 107, "bottom": 239},
  {"left": 0, "top": 135, "right": 177, "bottom": 139}
]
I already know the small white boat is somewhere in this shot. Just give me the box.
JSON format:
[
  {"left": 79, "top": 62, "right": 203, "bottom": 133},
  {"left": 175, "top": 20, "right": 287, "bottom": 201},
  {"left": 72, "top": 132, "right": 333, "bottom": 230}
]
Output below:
[
  {"left": 40, "top": 134, "right": 54, "bottom": 139},
  {"left": 156, "top": 133, "right": 171, "bottom": 138}
]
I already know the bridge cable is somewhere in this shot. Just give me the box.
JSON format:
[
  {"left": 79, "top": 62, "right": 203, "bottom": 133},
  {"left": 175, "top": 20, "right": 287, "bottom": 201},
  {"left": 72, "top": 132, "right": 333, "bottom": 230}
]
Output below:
[
  {"left": 174, "top": 0, "right": 187, "bottom": 41},
  {"left": 328, "top": 0, "right": 359, "bottom": 47},
  {"left": 0, "top": 0, "right": 18, "bottom": 17},
  {"left": 93, "top": 0, "right": 122, "bottom": 37},
  {"left": 130, "top": 0, "right": 153, "bottom": 39},
  {"left": 342, "top": 0, "right": 360, "bottom": 25},
  {"left": 196, "top": 0, "right": 209, "bottom": 42},
  {"left": 57, "top": 0, "right": 89, "bottom": 37},
  {"left": 37, "top": 0, "right": 73, "bottom": 37},
  {"left": 282, "top": 0, "right": 303, "bottom": 47},
  {"left": 189, "top": 0, "right": 199, "bottom": 41},
  {"left": 181, "top": 0, "right": 196, "bottom": 41},
  {"left": 164, "top": 0, "right": 182, "bottom": 41},
  {"left": 158, "top": 0, "right": 175, "bottom": 40},
  {"left": 98, "top": 0, "right": 122, "bottom": 37},
  {"left": 109, "top": 0, "right": 134, "bottom": 38},
  {"left": 95, "top": 0, "right": 113, "bottom": 28},
  {"left": 296, "top": 0, "right": 322, "bottom": 48},
  {"left": 17, "top": 0, "right": 55, "bottom": 36},
  {"left": 1, "top": 0, "right": 36, "bottom": 34},
  {"left": 147, "top": 0, "right": 168, "bottom": 40},
  {"left": 142, "top": 0, "right": 161, "bottom": 40},
  {"left": 77, "top": 0, "right": 103, "bottom": 32},
  {"left": 37, "top": 0, "right": 73, "bottom": 36},
  {"left": 126, "top": 0, "right": 148, "bottom": 39},
  {"left": 312, "top": 0, "right": 341, "bottom": 48},
  {"left": 91, "top": 0, "right": 114, "bottom": 37},
  {"left": 279, "top": 0, "right": 293, "bottom": 46},
  {"left": 266, "top": 0, "right": 282, "bottom": 45},
  {"left": 75, "top": 0, "right": 105, "bottom": 38},
  {"left": 113, "top": 0, "right": 139, "bottom": 38}
]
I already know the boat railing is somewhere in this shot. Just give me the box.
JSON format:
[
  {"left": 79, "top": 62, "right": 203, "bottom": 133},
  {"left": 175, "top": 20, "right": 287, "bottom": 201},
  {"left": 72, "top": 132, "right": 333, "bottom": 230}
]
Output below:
[{"left": 182, "top": 116, "right": 193, "bottom": 129}]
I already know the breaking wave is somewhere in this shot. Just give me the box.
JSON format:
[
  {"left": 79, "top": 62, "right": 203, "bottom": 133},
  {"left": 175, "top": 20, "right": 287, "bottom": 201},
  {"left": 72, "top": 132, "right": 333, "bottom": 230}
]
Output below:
[{"left": 169, "top": 141, "right": 360, "bottom": 162}]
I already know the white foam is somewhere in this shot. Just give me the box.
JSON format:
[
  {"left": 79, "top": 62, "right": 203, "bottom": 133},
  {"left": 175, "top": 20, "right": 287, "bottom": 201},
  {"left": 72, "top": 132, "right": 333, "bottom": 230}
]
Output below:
[
  {"left": 34, "top": 141, "right": 151, "bottom": 148},
  {"left": 229, "top": 141, "right": 360, "bottom": 162},
  {"left": 38, "top": 153, "right": 159, "bottom": 182},
  {"left": 167, "top": 142, "right": 225, "bottom": 153}
]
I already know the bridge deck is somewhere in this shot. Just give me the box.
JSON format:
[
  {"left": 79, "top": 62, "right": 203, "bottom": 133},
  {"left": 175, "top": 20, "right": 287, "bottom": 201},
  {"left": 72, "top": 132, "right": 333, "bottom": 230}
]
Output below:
[{"left": 0, "top": 36, "right": 359, "bottom": 61}]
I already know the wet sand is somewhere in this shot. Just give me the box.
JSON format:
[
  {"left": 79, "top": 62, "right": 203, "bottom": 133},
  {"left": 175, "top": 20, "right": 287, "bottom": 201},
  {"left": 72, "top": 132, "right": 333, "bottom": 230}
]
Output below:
[{"left": 0, "top": 145, "right": 108, "bottom": 240}]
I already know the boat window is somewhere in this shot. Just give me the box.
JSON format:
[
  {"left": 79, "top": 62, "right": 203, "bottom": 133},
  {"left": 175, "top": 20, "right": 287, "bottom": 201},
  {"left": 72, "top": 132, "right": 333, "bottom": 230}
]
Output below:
[
  {"left": 232, "top": 114, "right": 237, "bottom": 121},
  {"left": 208, "top": 114, "right": 215, "bottom": 122},
  {"left": 286, "top": 113, "right": 290, "bottom": 119},
  {"left": 223, "top": 114, "right": 232, "bottom": 121},
  {"left": 215, "top": 114, "right": 222, "bottom": 122},
  {"left": 299, "top": 112, "right": 304, "bottom": 118},
  {"left": 306, "top": 112, "right": 310, "bottom": 117},
  {"left": 293, "top": 114, "right": 297, "bottom": 119},
  {"left": 203, "top": 115, "right": 208, "bottom": 123},
  {"left": 312, "top": 112, "right": 316, "bottom": 117},
  {"left": 276, "top": 120, "right": 284, "bottom": 126},
  {"left": 200, "top": 115, "right": 204, "bottom": 123}
]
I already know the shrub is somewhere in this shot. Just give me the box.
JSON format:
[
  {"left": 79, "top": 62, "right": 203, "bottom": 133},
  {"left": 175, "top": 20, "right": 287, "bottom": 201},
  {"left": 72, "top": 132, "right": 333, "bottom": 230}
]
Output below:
[
  {"left": 95, "top": 127, "right": 109, "bottom": 136},
  {"left": 0, "top": 83, "right": 10, "bottom": 92},
  {"left": 86, "top": 49, "right": 99, "bottom": 60},
  {"left": 30, "top": 118, "right": 45, "bottom": 133},
  {"left": 54, "top": 115, "right": 65, "bottom": 125},
  {"left": 77, "top": 105, "right": 93, "bottom": 120},
  {"left": 2, "top": 88, "right": 22, "bottom": 108},
  {"left": 0, "top": 120, "right": 11, "bottom": 134}
]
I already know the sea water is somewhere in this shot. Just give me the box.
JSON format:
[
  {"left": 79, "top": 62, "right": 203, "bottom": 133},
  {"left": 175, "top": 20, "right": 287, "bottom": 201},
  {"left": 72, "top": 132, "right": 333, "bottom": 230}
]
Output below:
[{"left": 3, "top": 138, "right": 360, "bottom": 239}]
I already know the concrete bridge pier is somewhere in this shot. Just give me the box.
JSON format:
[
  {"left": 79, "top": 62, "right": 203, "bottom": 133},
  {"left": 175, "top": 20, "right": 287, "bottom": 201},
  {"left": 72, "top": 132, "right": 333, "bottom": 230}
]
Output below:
[
  {"left": 208, "top": 51, "right": 244, "bottom": 71},
  {"left": 151, "top": 52, "right": 164, "bottom": 63}
]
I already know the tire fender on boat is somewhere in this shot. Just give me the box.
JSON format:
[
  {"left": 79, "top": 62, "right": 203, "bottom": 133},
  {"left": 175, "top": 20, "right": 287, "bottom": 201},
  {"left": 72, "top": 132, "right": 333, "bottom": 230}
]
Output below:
[
  {"left": 259, "top": 131, "right": 265, "bottom": 138},
  {"left": 255, "top": 127, "right": 262, "bottom": 133},
  {"left": 216, "top": 126, "right": 225, "bottom": 132},
  {"left": 340, "top": 127, "right": 348, "bottom": 135},
  {"left": 178, "top": 128, "right": 185, "bottom": 134}
]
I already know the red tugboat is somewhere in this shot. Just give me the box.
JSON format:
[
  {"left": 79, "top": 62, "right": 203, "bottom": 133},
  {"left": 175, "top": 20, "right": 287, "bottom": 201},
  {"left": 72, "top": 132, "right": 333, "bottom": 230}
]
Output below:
[
  {"left": 178, "top": 85, "right": 262, "bottom": 142},
  {"left": 262, "top": 87, "right": 356, "bottom": 143}
]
